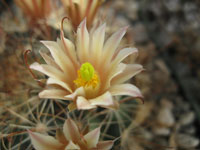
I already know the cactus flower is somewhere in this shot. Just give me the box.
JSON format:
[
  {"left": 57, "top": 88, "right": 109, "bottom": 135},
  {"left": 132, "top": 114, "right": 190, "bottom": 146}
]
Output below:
[
  {"left": 61, "top": 0, "right": 104, "bottom": 29},
  {"left": 15, "top": 0, "right": 51, "bottom": 23},
  {"left": 29, "top": 118, "right": 114, "bottom": 150},
  {"left": 30, "top": 19, "right": 143, "bottom": 110}
]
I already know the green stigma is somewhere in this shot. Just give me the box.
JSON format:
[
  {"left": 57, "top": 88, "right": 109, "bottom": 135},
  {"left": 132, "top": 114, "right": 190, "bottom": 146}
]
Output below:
[{"left": 80, "top": 62, "right": 95, "bottom": 81}]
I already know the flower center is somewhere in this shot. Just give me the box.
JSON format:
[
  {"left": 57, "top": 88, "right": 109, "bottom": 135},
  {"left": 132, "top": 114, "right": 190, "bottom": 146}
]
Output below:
[{"left": 74, "top": 62, "right": 99, "bottom": 88}]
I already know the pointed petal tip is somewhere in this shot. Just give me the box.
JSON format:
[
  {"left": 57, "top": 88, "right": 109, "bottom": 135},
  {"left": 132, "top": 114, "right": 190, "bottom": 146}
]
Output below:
[
  {"left": 115, "top": 26, "right": 128, "bottom": 37},
  {"left": 79, "top": 18, "right": 87, "bottom": 28},
  {"left": 97, "top": 140, "right": 114, "bottom": 150},
  {"left": 107, "top": 101, "right": 120, "bottom": 110},
  {"left": 93, "top": 127, "right": 101, "bottom": 133},
  {"left": 63, "top": 117, "right": 81, "bottom": 142},
  {"left": 29, "top": 62, "right": 40, "bottom": 70},
  {"left": 40, "top": 40, "right": 45, "bottom": 43},
  {"left": 96, "top": 23, "right": 106, "bottom": 33},
  {"left": 135, "top": 89, "right": 143, "bottom": 100},
  {"left": 84, "top": 127, "right": 101, "bottom": 148},
  {"left": 83, "top": 18, "right": 87, "bottom": 23},
  {"left": 40, "top": 40, "right": 49, "bottom": 45},
  {"left": 121, "top": 25, "right": 129, "bottom": 32},
  {"left": 101, "top": 23, "right": 106, "bottom": 29},
  {"left": 134, "top": 64, "right": 144, "bottom": 72},
  {"left": 77, "top": 96, "right": 96, "bottom": 110},
  {"left": 132, "top": 47, "right": 138, "bottom": 52},
  {"left": 141, "top": 68, "right": 146, "bottom": 72},
  {"left": 38, "top": 91, "right": 45, "bottom": 98},
  {"left": 66, "top": 117, "right": 72, "bottom": 122},
  {"left": 90, "top": 92, "right": 114, "bottom": 107}
]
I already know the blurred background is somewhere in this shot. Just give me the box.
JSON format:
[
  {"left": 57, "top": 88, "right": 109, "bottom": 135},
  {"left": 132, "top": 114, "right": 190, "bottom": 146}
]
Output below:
[{"left": 0, "top": 0, "right": 200, "bottom": 149}]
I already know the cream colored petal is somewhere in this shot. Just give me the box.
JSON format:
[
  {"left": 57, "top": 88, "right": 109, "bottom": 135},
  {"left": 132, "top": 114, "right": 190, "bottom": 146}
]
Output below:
[
  {"left": 102, "top": 26, "right": 128, "bottom": 63},
  {"left": 56, "top": 129, "right": 68, "bottom": 144},
  {"left": 73, "top": 0, "right": 87, "bottom": 18},
  {"left": 64, "top": 87, "right": 85, "bottom": 100},
  {"left": 112, "top": 48, "right": 138, "bottom": 66},
  {"left": 89, "top": 0, "right": 101, "bottom": 18},
  {"left": 109, "top": 84, "right": 143, "bottom": 98},
  {"left": 62, "top": 0, "right": 70, "bottom": 6},
  {"left": 63, "top": 118, "right": 81, "bottom": 142},
  {"left": 90, "top": 92, "right": 114, "bottom": 107},
  {"left": 77, "top": 96, "right": 96, "bottom": 110},
  {"left": 76, "top": 19, "right": 90, "bottom": 63},
  {"left": 109, "top": 63, "right": 126, "bottom": 82},
  {"left": 57, "top": 37, "right": 79, "bottom": 68},
  {"left": 90, "top": 23, "right": 106, "bottom": 66},
  {"left": 84, "top": 127, "right": 100, "bottom": 148},
  {"left": 103, "top": 63, "right": 126, "bottom": 90},
  {"left": 111, "top": 64, "right": 143, "bottom": 85},
  {"left": 39, "top": 89, "right": 70, "bottom": 100},
  {"left": 30, "top": 62, "right": 67, "bottom": 82},
  {"left": 28, "top": 131, "right": 63, "bottom": 150},
  {"left": 65, "top": 141, "right": 80, "bottom": 150},
  {"left": 102, "top": 100, "right": 120, "bottom": 110},
  {"left": 96, "top": 141, "right": 114, "bottom": 150},
  {"left": 39, "top": 51, "right": 61, "bottom": 70},
  {"left": 47, "top": 78, "right": 72, "bottom": 93},
  {"left": 41, "top": 40, "right": 75, "bottom": 77}
]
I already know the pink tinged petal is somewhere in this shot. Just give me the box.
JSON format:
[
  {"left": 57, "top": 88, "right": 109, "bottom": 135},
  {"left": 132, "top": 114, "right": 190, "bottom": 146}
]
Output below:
[
  {"left": 39, "top": 89, "right": 70, "bottom": 100},
  {"left": 111, "top": 64, "right": 144, "bottom": 85},
  {"left": 65, "top": 141, "right": 80, "bottom": 150},
  {"left": 63, "top": 118, "right": 81, "bottom": 142},
  {"left": 103, "top": 26, "right": 128, "bottom": 63},
  {"left": 84, "top": 127, "right": 100, "bottom": 148},
  {"left": 96, "top": 141, "right": 114, "bottom": 150},
  {"left": 76, "top": 96, "right": 96, "bottom": 110},
  {"left": 30, "top": 62, "right": 67, "bottom": 82},
  {"left": 39, "top": 51, "right": 61, "bottom": 70},
  {"left": 90, "top": 23, "right": 106, "bottom": 65},
  {"left": 56, "top": 129, "right": 68, "bottom": 144},
  {"left": 28, "top": 131, "right": 63, "bottom": 150},
  {"left": 64, "top": 87, "right": 85, "bottom": 100},
  {"left": 47, "top": 78, "right": 72, "bottom": 93},
  {"left": 57, "top": 37, "right": 79, "bottom": 68},
  {"left": 77, "top": 19, "right": 90, "bottom": 63},
  {"left": 90, "top": 92, "right": 114, "bottom": 107},
  {"left": 109, "top": 84, "right": 143, "bottom": 98},
  {"left": 104, "top": 63, "right": 126, "bottom": 90},
  {"left": 105, "top": 100, "right": 120, "bottom": 110},
  {"left": 112, "top": 48, "right": 138, "bottom": 66},
  {"left": 41, "top": 40, "right": 75, "bottom": 76}
]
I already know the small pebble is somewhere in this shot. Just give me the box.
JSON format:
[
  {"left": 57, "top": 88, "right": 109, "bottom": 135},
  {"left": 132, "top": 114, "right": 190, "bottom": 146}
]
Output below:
[
  {"left": 126, "top": 1, "right": 138, "bottom": 20},
  {"left": 157, "top": 108, "right": 175, "bottom": 127},
  {"left": 160, "top": 99, "right": 173, "bottom": 109},
  {"left": 179, "top": 111, "right": 195, "bottom": 126},
  {"left": 155, "top": 59, "right": 171, "bottom": 76},
  {"left": 132, "top": 23, "right": 148, "bottom": 43},
  {"left": 164, "top": 0, "right": 181, "bottom": 12},
  {"left": 176, "top": 133, "right": 199, "bottom": 148},
  {"left": 185, "top": 126, "right": 196, "bottom": 134},
  {"left": 153, "top": 127, "right": 170, "bottom": 136}
]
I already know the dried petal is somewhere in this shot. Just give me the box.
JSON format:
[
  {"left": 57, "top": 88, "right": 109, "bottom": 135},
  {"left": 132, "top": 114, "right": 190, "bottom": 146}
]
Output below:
[
  {"left": 84, "top": 127, "right": 100, "bottom": 148},
  {"left": 28, "top": 131, "right": 63, "bottom": 150}
]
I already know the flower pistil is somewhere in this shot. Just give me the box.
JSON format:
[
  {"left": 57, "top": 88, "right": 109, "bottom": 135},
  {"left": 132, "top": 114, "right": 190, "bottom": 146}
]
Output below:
[{"left": 74, "top": 62, "right": 99, "bottom": 88}]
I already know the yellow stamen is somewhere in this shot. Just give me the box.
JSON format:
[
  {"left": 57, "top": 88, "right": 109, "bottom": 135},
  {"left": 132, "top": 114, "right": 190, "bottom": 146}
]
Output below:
[{"left": 74, "top": 62, "right": 99, "bottom": 88}]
